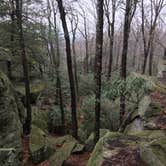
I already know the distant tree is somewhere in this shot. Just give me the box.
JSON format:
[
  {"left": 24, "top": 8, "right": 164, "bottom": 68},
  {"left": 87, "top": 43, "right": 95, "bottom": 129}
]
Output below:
[
  {"left": 78, "top": 5, "right": 89, "bottom": 73},
  {"left": 104, "top": 0, "right": 118, "bottom": 80},
  {"left": 141, "top": 0, "right": 165, "bottom": 75}
]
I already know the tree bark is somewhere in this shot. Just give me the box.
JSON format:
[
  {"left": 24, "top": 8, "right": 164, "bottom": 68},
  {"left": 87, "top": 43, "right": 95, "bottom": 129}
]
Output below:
[
  {"left": 149, "top": 41, "right": 154, "bottom": 76},
  {"left": 52, "top": 2, "right": 65, "bottom": 126},
  {"left": 70, "top": 16, "right": 79, "bottom": 98},
  {"left": 120, "top": 0, "right": 137, "bottom": 124},
  {"left": 105, "top": 0, "right": 116, "bottom": 80},
  {"left": 57, "top": 0, "right": 78, "bottom": 138},
  {"left": 15, "top": 0, "right": 32, "bottom": 135},
  {"left": 94, "top": 0, "right": 104, "bottom": 143}
]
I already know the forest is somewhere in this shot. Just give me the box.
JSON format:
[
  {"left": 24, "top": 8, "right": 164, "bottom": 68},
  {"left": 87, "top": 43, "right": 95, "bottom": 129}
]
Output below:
[{"left": 0, "top": 0, "right": 166, "bottom": 165}]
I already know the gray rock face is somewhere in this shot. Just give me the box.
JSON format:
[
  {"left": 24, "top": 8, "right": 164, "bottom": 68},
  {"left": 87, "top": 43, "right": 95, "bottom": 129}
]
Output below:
[{"left": 0, "top": 71, "right": 24, "bottom": 166}]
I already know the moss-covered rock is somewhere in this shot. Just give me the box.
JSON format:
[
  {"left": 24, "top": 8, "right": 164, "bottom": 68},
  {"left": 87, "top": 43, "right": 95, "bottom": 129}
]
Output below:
[
  {"left": 125, "top": 93, "right": 164, "bottom": 135},
  {"left": 0, "top": 70, "right": 23, "bottom": 166},
  {"left": 30, "top": 125, "right": 54, "bottom": 164},
  {"left": 84, "top": 129, "right": 110, "bottom": 152},
  {"left": 87, "top": 132, "right": 121, "bottom": 166},
  {"left": 88, "top": 130, "right": 166, "bottom": 166},
  {"left": 48, "top": 135, "right": 83, "bottom": 166},
  {"left": 140, "top": 137, "right": 166, "bottom": 166},
  {"left": 124, "top": 118, "right": 144, "bottom": 134}
]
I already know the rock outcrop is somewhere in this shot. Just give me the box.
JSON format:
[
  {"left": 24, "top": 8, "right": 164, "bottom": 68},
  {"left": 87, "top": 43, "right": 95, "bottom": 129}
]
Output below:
[
  {"left": 0, "top": 70, "right": 24, "bottom": 166},
  {"left": 88, "top": 130, "right": 166, "bottom": 166}
]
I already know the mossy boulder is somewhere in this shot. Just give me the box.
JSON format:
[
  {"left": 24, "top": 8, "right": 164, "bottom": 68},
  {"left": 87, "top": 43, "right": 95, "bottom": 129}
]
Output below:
[
  {"left": 88, "top": 130, "right": 166, "bottom": 166},
  {"left": 125, "top": 94, "right": 163, "bottom": 134},
  {"left": 84, "top": 129, "right": 110, "bottom": 152},
  {"left": 124, "top": 118, "right": 144, "bottom": 134},
  {"left": 139, "top": 138, "right": 166, "bottom": 166},
  {"left": 30, "top": 125, "right": 54, "bottom": 164},
  {"left": 49, "top": 135, "right": 84, "bottom": 166},
  {"left": 0, "top": 70, "right": 23, "bottom": 165},
  {"left": 87, "top": 132, "right": 121, "bottom": 166}
]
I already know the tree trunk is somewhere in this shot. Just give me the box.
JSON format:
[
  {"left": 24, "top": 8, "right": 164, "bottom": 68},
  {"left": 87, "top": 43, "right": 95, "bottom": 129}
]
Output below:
[
  {"left": 57, "top": 0, "right": 78, "bottom": 138},
  {"left": 94, "top": 0, "right": 104, "bottom": 143},
  {"left": 52, "top": 4, "right": 65, "bottom": 127},
  {"left": 149, "top": 42, "right": 154, "bottom": 76},
  {"left": 84, "top": 17, "right": 89, "bottom": 73},
  {"left": 15, "top": 0, "right": 32, "bottom": 135},
  {"left": 120, "top": 0, "right": 137, "bottom": 124},
  {"left": 72, "top": 34, "right": 79, "bottom": 98},
  {"left": 107, "top": 0, "right": 115, "bottom": 80}
]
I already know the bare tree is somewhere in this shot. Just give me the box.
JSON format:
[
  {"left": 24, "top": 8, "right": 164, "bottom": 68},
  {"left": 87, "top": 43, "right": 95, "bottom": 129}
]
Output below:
[
  {"left": 94, "top": 0, "right": 104, "bottom": 143},
  {"left": 56, "top": 0, "right": 78, "bottom": 138},
  {"left": 141, "top": 0, "right": 165, "bottom": 75},
  {"left": 69, "top": 13, "right": 79, "bottom": 98},
  {"left": 131, "top": 24, "right": 141, "bottom": 68},
  {"left": 78, "top": 5, "right": 89, "bottom": 73},
  {"left": 104, "top": 0, "right": 117, "bottom": 79}
]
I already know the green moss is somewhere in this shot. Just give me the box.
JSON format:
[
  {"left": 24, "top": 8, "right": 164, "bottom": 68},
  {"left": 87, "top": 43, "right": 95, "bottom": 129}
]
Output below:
[
  {"left": 72, "top": 143, "right": 84, "bottom": 153},
  {"left": 30, "top": 125, "right": 55, "bottom": 164},
  {"left": 30, "top": 125, "right": 46, "bottom": 153},
  {"left": 54, "top": 135, "right": 77, "bottom": 146},
  {"left": 87, "top": 132, "right": 121, "bottom": 166},
  {"left": 86, "top": 129, "right": 110, "bottom": 143},
  {"left": 49, "top": 136, "right": 77, "bottom": 166},
  {"left": 129, "top": 130, "right": 165, "bottom": 141},
  {"left": 151, "top": 145, "right": 166, "bottom": 165}
]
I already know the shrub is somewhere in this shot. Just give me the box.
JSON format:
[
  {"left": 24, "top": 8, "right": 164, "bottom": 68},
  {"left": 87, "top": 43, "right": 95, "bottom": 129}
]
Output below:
[
  {"left": 48, "top": 106, "right": 72, "bottom": 134},
  {"left": 78, "top": 95, "right": 120, "bottom": 141},
  {"left": 104, "top": 73, "right": 150, "bottom": 105}
]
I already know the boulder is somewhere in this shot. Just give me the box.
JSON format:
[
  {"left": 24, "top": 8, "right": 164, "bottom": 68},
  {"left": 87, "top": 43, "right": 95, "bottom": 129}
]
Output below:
[
  {"left": 84, "top": 129, "right": 110, "bottom": 152},
  {"left": 124, "top": 118, "right": 144, "bottom": 134},
  {"left": 0, "top": 70, "right": 23, "bottom": 166},
  {"left": 30, "top": 125, "right": 54, "bottom": 164},
  {"left": 88, "top": 130, "right": 166, "bottom": 166},
  {"left": 125, "top": 95, "right": 163, "bottom": 134},
  {"left": 49, "top": 135, "right": 83, "bottom": 166}
]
